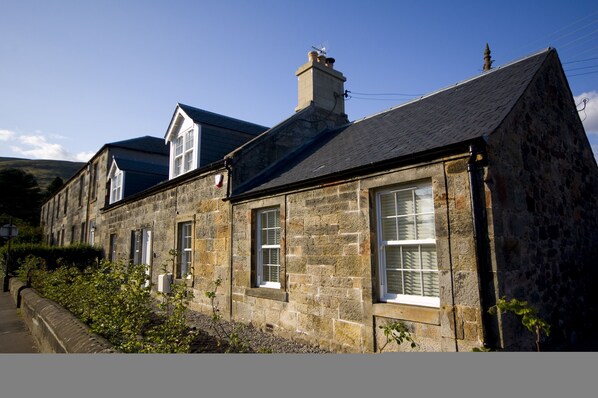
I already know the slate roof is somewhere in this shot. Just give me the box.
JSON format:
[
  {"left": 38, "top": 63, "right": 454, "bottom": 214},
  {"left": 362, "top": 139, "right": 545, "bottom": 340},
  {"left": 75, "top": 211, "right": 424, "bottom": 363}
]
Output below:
[
  {"left": 235, "top": 48, "right": 554, "bottom": 198},
  {"left": 107, "top": 136, "right": 169, "bottom": 155},
  {"left": 112, "top": 157, "right": 169, "bottom": 176},
  {"left": 178, "top": 103, "right": 269, "bottom": 136}
]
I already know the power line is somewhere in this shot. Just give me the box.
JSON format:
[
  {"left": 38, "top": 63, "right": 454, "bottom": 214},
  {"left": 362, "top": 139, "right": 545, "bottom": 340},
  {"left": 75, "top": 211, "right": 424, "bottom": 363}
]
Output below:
[
  {"left": 347, "top": 95, "right": 408, "bottom": 102},
  {"left": 563, "top": 56, "right": 598, "bottom": 64},
  {"left": 347, "top": 90, "right": 424, "bottom": 97},
  {"left": 548, "top": 18, "right": 598, "bottom": 47},
  {"left": 567, "top": 70, "right": 598, "bottom": 77},
  {"left": 559, "top": 27, "right": 598, "bottom": 50},
  {"left": 519, "top": 10, "right": 598, "bottom": 54},
  {"left": 564, "top": 64, "right": 598, "bottom": 72},
  {"left": 563, "top": 44, "right": 598, "bottom": 60}
]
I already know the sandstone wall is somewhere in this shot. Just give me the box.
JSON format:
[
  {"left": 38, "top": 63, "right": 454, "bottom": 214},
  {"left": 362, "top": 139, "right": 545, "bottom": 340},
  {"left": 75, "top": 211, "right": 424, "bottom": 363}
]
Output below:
[
  {"left": 484, "top": 52, "right": 598, "bottom": 350},
  {"left": 231, "top": 158, "right": 485, "bottom": 352},
  {"left": 100, "top": 168, "right": 231, "bottom": 315}
]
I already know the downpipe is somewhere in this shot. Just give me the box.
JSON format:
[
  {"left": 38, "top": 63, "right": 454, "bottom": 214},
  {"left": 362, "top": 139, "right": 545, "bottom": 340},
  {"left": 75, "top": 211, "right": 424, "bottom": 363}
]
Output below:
[{"left": 467, "top": 144, "right": 495, "bottom": 349}]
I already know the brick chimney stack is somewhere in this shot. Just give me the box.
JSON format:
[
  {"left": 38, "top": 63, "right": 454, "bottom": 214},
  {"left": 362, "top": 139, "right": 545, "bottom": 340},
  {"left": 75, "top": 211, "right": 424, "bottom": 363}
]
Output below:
[{"left": 295, "top": 50, "right": 346, "bottom": 115}]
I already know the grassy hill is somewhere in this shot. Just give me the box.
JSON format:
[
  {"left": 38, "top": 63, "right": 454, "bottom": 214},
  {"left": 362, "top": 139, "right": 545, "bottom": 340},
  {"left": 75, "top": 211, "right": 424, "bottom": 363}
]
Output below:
[{"left": 0, "top": 157, "right": 84, "bottom": 190}]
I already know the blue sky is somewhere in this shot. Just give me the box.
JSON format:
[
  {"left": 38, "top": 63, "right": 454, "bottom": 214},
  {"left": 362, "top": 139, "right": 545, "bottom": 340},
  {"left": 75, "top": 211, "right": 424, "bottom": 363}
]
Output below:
[{"left": 1, "top": 0, "right": 597, "bottom": 162}]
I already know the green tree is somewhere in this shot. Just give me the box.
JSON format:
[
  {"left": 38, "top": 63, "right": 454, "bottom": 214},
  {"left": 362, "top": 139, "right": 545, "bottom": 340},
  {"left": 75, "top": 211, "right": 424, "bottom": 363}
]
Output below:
[
  {"left": 45, "top": 176, "right": 64, "bottom": 199},
  {"left": 0, "top": 168, "right": 43, "bottom": 225}
]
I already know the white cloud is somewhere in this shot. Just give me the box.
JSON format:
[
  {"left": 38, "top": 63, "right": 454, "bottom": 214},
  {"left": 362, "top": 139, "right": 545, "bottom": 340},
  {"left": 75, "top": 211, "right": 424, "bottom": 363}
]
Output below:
[
  {"left": 73, "top": 152, "right": 95, "bottom": 162},
  {"left": 574, "top": 91, "right": 598, "bottom": 135},
  {"left": 0, "top": 129, "right": 16, "bottom": 141},
  {"left": 1, "top": 129, "right": 93, "bottom": 162}
]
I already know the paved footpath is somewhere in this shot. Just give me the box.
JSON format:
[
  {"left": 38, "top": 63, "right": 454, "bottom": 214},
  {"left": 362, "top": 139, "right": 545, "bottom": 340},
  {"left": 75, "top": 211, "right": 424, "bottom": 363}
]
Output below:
[{"left": 0, "top": 290, "right": 39, "bottom": 353}]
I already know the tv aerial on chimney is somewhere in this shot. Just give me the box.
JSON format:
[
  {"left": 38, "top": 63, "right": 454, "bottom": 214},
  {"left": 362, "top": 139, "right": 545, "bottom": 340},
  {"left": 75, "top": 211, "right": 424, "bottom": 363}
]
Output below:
[{"left": 311, "top": 43, "right": 328, "bottom": 56}]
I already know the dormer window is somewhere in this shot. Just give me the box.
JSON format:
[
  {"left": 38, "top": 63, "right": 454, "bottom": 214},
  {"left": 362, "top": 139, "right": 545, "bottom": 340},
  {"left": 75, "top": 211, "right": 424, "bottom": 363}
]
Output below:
[
  {"left": 107, "top": 160, "right": 125, "bottom": 204},
  {"left": 173, "top": 128, "right": 195, "bottom": 177},
  {"left": 165, "top": 108, "right": 199, "bottom": 180},
  {"left": 164, "top": 103, "right": 268, "bottom": 181}
]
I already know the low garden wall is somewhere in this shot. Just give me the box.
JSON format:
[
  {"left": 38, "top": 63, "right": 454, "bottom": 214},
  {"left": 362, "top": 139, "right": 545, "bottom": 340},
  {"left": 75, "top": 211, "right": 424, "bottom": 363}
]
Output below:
[{"left": 8, "top": 278, "right": 118, "bottom": 353}]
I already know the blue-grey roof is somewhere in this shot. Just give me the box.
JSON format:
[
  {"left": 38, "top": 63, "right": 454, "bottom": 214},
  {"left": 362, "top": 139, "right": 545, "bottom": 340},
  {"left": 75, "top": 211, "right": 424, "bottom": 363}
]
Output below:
[
  {"left": 108, "top": 136, "right": 169, "bottom": 155},
  {"left": 178, "top": 103, "right": 269, "bottom": 136},
  {"left": 236, "top": 48, "right": 554, "bottom": 197},
  {"left": 112, "top": 157, "right": 169, "bottom": 176}
]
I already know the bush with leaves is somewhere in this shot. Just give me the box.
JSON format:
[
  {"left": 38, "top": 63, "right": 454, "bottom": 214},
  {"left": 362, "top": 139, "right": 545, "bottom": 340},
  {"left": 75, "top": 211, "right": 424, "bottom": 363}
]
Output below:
[
  {"left": 16, "top": 255, "right": 194, "bottom": 353},
  {"left": 489, "top": 296, "right": 551, "bottom": 352},
  {"left": 139, "top": 279, "right": 195, "bottom": 353},
  {"left": 205, "top": 277, "right": 249, "bottom": 353},
  {"left": 2, "top": 243, "right": 101, "bottom": 276},
  {"left": 378, "top": 320, "right": 417, "bottom": 352}
]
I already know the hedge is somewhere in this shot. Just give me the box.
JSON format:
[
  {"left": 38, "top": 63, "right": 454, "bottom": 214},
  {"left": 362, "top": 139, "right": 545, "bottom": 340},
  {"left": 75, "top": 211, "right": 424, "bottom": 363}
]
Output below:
[{"left": 0, "top": 243, "right": 103, "bottom": 274}]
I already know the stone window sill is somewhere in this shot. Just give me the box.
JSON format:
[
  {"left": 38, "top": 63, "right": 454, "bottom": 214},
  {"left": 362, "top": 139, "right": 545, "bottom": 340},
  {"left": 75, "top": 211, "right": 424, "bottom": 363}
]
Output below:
[
  {"left": 246, "top": 288, "right": 288, "bottom": 302},
  {"left": 372, "top": 302, "right": 440, "bottom": 325}
]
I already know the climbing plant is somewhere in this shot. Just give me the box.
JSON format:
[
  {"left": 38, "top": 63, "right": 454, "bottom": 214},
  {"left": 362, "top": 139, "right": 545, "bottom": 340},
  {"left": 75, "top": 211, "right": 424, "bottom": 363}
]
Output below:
[
  {"left": 489, "top": 296, "right": 551, "bottom": 352},
  {"left": 205, "top": 277, "right": 249, "bottom": 353},
  {"left": 378, "top": 320, "right": 417, "bottom": 353}
]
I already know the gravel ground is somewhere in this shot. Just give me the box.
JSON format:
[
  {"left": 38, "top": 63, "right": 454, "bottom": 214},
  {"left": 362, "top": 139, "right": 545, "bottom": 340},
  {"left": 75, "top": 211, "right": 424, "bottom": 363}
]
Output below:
[{"left": 184, "top": 308, "right": 332, "bottom": 353}]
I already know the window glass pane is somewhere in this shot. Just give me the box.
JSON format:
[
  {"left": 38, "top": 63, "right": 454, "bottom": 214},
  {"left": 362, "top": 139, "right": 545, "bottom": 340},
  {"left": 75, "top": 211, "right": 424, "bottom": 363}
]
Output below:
[
  {"left": 386, "top": 270, "right": 402, "bottom": 294},
  {"left": 421, "top": 245, "right": 438, "bottom": 270},
  {"left": 175, "top": 136, "right": 183, "bottom": 156},
  {"left": 403, "top": 271, "right": 422, "bottom": 296},
  {"left": 382, "top": 218, "right": 397, "bottom": 241},
  {"left": 260, "top": 209, "right": 280, "bottom": 245},
  {"left": 397, "top": 215, "right": 416, "bottom": 240},
  {"left": 380, "top": 193, "right": 396, "bottom": 217},
  {"left": 174, "top": 157, "right": 182, "bottom": 176},
  {"left": 184, "top": 151, "right": 193, "bottom": 172},
  {"left": 416, "top": 214, "right": 435, "bottom": 239},
  {"left": 262, "top": 248, "right": 280, "bottom": 283},
  {"left": 422, "top": 271, "right": 439, "bottom": 297},
  {"left": 385, "top": 246, "right": 402, "bottom": 293},
  {"left": 385, "top": 246, "right": 401, "bottom": 270},
  {"left": 185, "top": 130, "right": 193, "bottom": 150},
  {"left": 396, "top": 189, "right": 414, "bottom": 216},
  {"left": 268, "top": 228, "right": 280, "bottom": 245},
  {"left": 402, "top": 245, "right": 419, "bottom": 270},
  {"left": 180, "top": 251, "right": 190, "bottom": 277},
  {"left": 415, "top": 185, "right": 433, "bottom": 213}
]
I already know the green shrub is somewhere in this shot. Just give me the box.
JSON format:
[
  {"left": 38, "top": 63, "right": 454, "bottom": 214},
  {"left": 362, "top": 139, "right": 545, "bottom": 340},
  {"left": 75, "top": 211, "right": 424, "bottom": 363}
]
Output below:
[
  {"left": 1, "top": 243, "right": 102, "bottom": 275},
  {"left": 17, "top": 255, "right": 194, "bottom": 353}
]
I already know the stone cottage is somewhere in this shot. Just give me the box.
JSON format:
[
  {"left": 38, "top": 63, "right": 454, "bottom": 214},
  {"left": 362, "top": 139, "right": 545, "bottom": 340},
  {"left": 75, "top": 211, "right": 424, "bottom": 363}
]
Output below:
[
  {"left": 41, "top": 48, "right": 598, "bottom": 352},
  {"left": 41, "top": 136, "right": 170, "bottom": 247}
]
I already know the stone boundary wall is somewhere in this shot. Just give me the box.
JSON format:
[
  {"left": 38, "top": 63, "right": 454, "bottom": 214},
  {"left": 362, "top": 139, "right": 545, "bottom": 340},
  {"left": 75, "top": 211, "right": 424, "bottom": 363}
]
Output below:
[{"left": 8, "top": 278, "right": 118, "bottom": 353}]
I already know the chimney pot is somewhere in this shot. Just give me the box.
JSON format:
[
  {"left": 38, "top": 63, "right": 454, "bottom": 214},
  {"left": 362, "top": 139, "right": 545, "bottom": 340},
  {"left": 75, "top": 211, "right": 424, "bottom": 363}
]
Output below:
[
  {"left": 318, "top": 54, "right": 327, "bottom": 64},
  {"left": 326, "top": 57, "right": 335, "bottom": 68},
  {"left": 308, "top": 51, "right": 318, "bottom": 62}
]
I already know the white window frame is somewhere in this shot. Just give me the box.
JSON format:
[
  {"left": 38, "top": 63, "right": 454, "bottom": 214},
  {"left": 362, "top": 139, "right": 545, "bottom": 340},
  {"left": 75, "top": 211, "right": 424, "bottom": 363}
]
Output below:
[
  {"left": 376, "top": 181, "right": 439, "bottom": 307},
  {"left": 177, "top": 221, "right": 193, "bottom": 279},
  {"left": 256, "top": 207, "right": 281, "bottom": 289},
  {"left": 172, "top": 127, "right": 196, "bottom": 178},
  {"left": 89, "top": 220, "right": 96, "bottom": 245},
  {"left": 131, "top": 228, "right": 152, "bottom": 288},
  {"left": 109, "top": 168, "right": 124, "bottom": 204}
]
